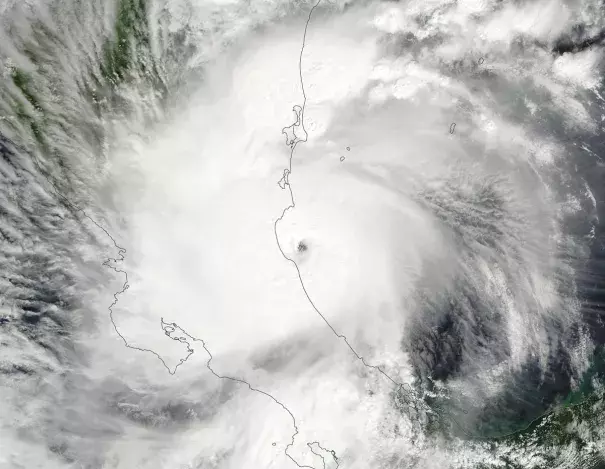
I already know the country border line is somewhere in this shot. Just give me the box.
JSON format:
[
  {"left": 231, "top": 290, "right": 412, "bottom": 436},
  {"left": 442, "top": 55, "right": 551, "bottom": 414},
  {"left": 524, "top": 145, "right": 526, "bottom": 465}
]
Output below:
[
  {"left": 16, "top": 0, "right": 547, "bottom": 452},
  {"left": 272, "top": 0, "right": 581, "bottom": 444},
  {"left": 159, "top": 319, "right": 335, "bottom": 469},
  {"left": 0, "top": 130, "right": 188, "bottom": 376},
  {"left": 20, "top": 126, "right": 332, "bottom": 468},
  {"left": 26, "top": 154, "right": 190, "bottom": 376},
  {"left": 274, "top": 0, "right": 426, "bottom": 411},
  {"left": 271, "top": 0, "right": 488, "bottom": 440}
]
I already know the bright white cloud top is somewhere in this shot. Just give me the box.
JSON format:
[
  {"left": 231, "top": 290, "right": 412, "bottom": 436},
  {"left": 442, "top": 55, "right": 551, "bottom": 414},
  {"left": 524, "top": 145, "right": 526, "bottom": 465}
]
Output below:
[{"left": 0, "top": 0, "right": 604, "bottom": 468}]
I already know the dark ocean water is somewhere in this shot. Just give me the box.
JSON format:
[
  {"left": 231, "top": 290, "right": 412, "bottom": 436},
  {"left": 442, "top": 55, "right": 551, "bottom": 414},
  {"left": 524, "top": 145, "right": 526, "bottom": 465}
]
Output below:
[{"left": 1, "top": 1, "right": 605, "bottom": 468}]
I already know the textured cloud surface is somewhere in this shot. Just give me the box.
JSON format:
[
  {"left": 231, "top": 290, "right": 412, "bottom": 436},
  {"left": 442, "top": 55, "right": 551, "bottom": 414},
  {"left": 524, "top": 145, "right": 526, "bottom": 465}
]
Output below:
[{"left": 0, "top": 0, "right": 604, "bottom": 468}]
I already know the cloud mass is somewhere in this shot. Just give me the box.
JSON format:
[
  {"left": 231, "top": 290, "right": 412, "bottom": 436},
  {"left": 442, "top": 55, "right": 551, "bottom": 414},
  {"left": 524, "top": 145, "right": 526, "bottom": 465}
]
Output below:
[{"left": 0, "top": 0, "right": 605, "bottom": 468}]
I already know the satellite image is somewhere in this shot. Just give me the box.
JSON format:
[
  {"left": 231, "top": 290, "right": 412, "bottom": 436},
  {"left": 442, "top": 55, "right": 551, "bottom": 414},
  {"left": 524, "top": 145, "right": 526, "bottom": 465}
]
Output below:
[{"left": 1, "top": 0, "right": 605, "bottom": 468}]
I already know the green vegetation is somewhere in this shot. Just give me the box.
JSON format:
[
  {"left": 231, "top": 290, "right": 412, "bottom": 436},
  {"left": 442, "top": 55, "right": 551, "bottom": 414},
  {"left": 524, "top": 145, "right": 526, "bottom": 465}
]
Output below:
[
  {"left": 12, "top": 68, "right": 42, "bottom": 111},
  {"left": 401, "top": 352, "right": 605, "bottom": 468},
  {"left": 102, "top": 0, "right": 149, "bottom": 83},
  {"left": 563, "top": 346, "right": 605, "bottom": 407},
  {"left": 10, "top": 67, "right": 47, "bottom": 147},
  {"left": 5, "top": 0, "right": 167, "bottom": 158},
  {"left": 101, "top": 0, "right": 165, "bottom": 93}
]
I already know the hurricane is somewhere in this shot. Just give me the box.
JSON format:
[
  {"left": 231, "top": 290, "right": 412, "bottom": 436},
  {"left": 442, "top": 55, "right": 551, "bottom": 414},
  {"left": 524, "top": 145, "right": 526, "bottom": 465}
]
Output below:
[{"left": 1, "top": 0, "right": 605, "bottom": 468}]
